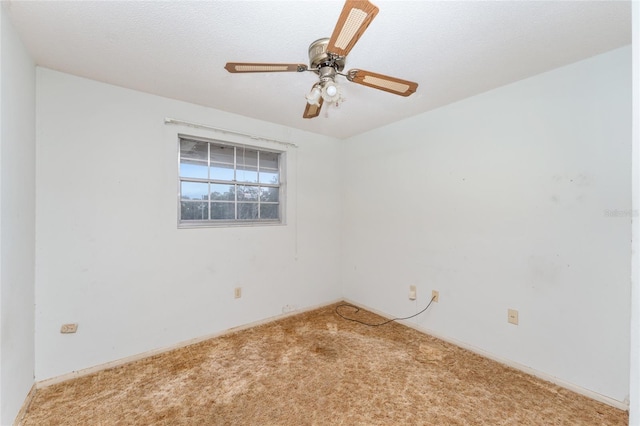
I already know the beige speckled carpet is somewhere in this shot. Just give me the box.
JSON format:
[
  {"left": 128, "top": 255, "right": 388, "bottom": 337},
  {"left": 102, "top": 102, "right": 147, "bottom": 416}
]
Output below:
[{"left": 19, "top": 303, "right": 627, "bottom": 425}]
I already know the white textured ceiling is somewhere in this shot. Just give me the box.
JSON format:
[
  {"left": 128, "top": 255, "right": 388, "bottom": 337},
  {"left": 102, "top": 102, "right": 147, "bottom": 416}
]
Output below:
[{"left": 4, "top": 0, "right": 632, "bottom": 139}]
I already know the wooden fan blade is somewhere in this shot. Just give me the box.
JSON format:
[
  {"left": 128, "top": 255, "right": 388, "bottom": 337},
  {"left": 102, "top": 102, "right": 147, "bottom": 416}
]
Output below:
[
  {"left": 303, "top": 98, "right": 323, "bottom": 119},
  {"left": 327, "top": 0, "right": 379, "bottom": 57},
  {"left": 347, "top": 69, "right": 418, "bottom": 97},
  {"left": 225, "top": 63, "right": 307, "bottom": 73}
]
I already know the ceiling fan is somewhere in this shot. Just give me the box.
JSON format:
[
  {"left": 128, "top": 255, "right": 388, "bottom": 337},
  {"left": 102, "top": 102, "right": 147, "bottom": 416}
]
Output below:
[{"left": 224, "top": 0, "right": 418, "bottom": 119}]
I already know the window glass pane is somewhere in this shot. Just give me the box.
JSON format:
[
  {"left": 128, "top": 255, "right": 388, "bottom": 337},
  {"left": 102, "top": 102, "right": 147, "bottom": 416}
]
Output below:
[
  {"left": 181, "top": 182, "right": 208, "bottom": 200},
  {"left": 260, "top": 187, "right": 279, "bottom": 202},
  {"left": 211, "top": 164, "right": 235, "bottom": 181},
  {"left": 211, "top": 202, "right": 235, "bottom": 220},
  {"left": 180, "top": 140, "right": 208, "bottom": 161},
  {"left": 237, "top": 185, "right": 259, "bottom": 201},
  {"left": 180, "top": 159, "right": 208, "bottom": 179},
  {"left": 236, "top": 148, "right": 258, "bottom": 168},
  {"left": 238, "top": 203, "right": 259, "bottom": 220},
  {"left": 210, "top": 144, "right": 234, "bottom": 165},
  {"left": 236, "top": 166, "right": 258, "bottom": 183},
  {"left": 181, "top": 201, "right": 209, "bottom": 221},
  {"left": 179, "top": 137, "right": 283, "bottom": 226},
  {"left": 260, "top": 204, "right": 279, "bottom": 220},
  {"left": 259, "top": 171, "right": 279, "bottom": 184},
  {"left": 260, "top": 151, "right": 278, "bottom": 170},
  {"left": 210, "top": 184, "right": 235, "bottom": 201}
]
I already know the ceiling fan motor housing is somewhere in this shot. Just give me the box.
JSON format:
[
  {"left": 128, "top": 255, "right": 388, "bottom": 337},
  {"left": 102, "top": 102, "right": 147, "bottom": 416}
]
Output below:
[{"left": 308, "top": 38, "right": 345, "bottom": 72}]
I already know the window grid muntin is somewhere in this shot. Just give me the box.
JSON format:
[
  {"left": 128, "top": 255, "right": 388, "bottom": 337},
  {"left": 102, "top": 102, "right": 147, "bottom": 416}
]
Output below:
[{"left": 179, "top": 137, "right": 281, "bottom": 225}]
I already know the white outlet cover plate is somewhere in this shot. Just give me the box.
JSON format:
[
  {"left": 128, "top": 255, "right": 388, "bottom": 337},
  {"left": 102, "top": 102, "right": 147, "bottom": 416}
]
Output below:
[{"left": 60, "top": 323, "right": 78, "bottom": 333}]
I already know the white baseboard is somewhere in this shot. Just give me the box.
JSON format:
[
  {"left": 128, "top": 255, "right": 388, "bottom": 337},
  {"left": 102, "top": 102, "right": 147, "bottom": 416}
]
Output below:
[
  {"left": 36, "top": 299, "right": 343, "bottom": 389},
  {"left": 341, "top": 298, "right": 629, "bottom": 411}
]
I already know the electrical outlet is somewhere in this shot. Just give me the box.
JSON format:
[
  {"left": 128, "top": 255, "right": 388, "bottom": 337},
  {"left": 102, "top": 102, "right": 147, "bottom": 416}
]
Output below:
[
  {"left": 431, "top": 290, "right": 439, "bottom": 303},
  {"left": 234, "top": 287, "right": 242, "bottom": 299},
  {"left": 508, "top": 309, "right": 519, "bottom": 325},
  {"left": 60, "top": 323, "right": 78, "bottom": 334},
  {"left": 409, "top": 285, "right": 417, "bottom": 300}
]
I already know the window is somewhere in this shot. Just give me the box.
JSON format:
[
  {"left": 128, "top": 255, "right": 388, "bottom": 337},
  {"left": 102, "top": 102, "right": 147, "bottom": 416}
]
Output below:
[{"left": 178, "top": 136, "right": 283, "bottom": 226}]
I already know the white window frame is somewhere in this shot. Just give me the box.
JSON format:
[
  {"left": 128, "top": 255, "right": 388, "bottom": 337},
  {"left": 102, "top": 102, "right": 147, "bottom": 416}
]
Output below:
[{"left": 178, "top": 134, "right": 285, "bottom": 228}]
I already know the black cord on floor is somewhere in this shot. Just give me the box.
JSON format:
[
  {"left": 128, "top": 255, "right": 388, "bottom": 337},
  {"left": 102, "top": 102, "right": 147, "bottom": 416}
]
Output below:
[{"left": 335, "top": 295, "right": 436, "bottom": 327}]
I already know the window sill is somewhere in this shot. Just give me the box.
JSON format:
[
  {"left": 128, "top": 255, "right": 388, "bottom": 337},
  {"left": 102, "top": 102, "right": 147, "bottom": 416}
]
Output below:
[{"left": 178, "top": 220, "right": 284, "bottom": 229}]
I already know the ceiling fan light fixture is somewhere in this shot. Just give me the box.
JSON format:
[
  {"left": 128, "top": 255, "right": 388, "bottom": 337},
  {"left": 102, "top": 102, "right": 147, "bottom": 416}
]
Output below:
[
  {"left": 325, "top": 84, "right": 337, "bottom": 97},
  {"left": 320, "top": 81, "right": 342, "bottom": 104},
  {"left": 305, "top": 85, "right": 322, "bottom": 106}
]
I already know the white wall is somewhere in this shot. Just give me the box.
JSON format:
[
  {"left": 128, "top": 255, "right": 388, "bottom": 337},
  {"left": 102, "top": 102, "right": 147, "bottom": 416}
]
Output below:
[
  {"left": 35, "top": 69, "right": 342, "bottom": 381},
  {"left": 0, "top": 6, "right": 36, "bottom": 426},
  {"left": 342, "top": 46, "right": 632, "bottom": 404},
  {"left": 629, "top": 1, "right": 639, "bottom": 423}
]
